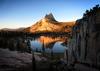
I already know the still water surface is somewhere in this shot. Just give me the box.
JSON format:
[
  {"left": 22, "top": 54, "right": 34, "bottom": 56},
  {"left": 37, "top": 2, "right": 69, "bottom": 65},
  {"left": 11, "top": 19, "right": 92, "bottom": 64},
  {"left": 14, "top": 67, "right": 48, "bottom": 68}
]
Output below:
[{"left": 30, "top": 36, "right": 67, "bottom": 53}]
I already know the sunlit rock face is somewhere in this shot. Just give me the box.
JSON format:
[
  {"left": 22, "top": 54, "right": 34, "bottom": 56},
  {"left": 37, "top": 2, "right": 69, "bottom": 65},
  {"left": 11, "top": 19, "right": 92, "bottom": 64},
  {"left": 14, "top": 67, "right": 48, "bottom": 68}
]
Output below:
[{"left": 26, "top": 13, "right": 75, "bottom": 33}]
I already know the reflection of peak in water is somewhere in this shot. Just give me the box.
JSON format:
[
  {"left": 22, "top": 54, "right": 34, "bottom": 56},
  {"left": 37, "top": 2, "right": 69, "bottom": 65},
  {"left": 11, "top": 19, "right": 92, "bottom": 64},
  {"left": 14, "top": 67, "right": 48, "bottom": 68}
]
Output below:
[
  {"left": 37, "top": 36, "right": 67, "bottom": 46},
  {"left": 31, "top": 39, "right": 67, "bottom": 53}
]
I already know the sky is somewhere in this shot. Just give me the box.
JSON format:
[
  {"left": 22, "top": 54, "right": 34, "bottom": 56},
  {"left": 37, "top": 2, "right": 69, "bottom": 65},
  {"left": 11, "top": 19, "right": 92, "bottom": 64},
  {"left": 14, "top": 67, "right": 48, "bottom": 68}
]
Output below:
[{"left": 0, "top": 0, "right": 100, "bottom": 29}]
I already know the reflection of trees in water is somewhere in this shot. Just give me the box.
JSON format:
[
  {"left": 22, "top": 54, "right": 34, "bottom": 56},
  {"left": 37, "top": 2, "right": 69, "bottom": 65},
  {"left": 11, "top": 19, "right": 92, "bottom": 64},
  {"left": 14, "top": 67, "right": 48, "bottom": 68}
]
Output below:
[
  {"left": 0, "top": 31, "right": 69, "bottom": 53},
  {"left": 0, "top": 37, "right": 31, "bottom": 53},
  {"left": 0, "top": 31, "right": 68, "bottom": 54},
  {"left": 35, "top": 36, "right": 68, "bottom": 59},
  {"left": 0, "top": 36, "right": 68, "bottom": 53}
]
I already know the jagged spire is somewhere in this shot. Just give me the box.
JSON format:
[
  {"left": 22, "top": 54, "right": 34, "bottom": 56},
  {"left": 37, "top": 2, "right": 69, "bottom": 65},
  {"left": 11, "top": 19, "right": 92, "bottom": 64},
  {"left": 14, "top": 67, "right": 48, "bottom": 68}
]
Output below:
[
  {"left": 44, "top": 13, "right": 56, "bottom": 21},
  {"left": 45, "top": 13, "right": 54, "bottom": 19}
]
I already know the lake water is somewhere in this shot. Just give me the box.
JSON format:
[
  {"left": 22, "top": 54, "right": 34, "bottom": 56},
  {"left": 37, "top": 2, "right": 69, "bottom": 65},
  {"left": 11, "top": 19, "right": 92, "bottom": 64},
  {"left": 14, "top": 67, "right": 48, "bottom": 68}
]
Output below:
[{"left": 30, "top": 36, "right": 67, "bottom": 53}]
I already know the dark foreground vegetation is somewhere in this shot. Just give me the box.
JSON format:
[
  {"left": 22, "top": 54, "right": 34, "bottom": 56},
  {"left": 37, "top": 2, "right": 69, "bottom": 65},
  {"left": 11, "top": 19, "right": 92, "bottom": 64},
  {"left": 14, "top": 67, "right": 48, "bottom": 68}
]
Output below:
[{"left": 0, "top": 31, "right": 70, "bottom": 38}]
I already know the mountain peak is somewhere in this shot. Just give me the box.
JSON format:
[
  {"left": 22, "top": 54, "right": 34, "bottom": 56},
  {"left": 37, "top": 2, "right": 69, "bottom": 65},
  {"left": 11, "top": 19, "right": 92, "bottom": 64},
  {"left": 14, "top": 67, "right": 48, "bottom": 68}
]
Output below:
[
  {"left": 45, "top": 13, "right": 54, "bottom": 18},
  {"left": 27, "top": 13, "right": 75, "bottom": 33},
  {"left": 44, "top": 13, "right": 56, "bottom": 22}
]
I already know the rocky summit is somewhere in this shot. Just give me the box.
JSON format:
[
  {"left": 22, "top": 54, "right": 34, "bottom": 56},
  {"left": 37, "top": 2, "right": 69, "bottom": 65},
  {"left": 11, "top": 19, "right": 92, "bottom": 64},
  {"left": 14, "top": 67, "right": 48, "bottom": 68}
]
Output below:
[{"left": 25, "top": 13, "right": 75, "bottom": 33}]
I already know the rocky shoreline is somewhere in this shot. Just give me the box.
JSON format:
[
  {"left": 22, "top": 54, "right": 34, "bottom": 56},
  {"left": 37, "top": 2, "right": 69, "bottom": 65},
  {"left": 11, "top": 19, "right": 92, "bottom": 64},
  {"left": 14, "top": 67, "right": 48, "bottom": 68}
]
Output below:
[{"left": 0, "top": 48, "right": 32, "bottom": 71}]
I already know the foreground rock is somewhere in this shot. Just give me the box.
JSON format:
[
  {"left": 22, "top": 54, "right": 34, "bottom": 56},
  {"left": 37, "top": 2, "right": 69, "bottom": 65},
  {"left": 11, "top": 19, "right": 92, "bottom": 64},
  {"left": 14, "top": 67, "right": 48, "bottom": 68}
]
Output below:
[{"left": 0, "top": 48, "right": 32, "bottom": 71}]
